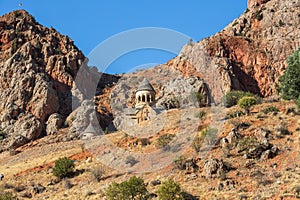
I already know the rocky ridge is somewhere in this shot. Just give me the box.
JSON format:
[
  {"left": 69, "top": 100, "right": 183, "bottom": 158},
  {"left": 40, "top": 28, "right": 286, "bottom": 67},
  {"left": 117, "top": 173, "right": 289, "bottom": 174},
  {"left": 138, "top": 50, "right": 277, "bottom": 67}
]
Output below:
[{"left": 0, "top": 10, "right": 118, "bottom": 150}]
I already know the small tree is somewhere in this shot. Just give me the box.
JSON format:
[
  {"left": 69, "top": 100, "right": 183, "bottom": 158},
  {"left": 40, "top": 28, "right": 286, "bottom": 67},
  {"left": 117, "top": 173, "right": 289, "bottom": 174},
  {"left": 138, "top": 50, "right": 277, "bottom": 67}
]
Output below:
[
  {"left": 157, "top": 179, "right": 184, "bottom": 200},
  {"left": 276, "top": 48, "right": 300, "bottom": 100},
  {"left": 0, "top": 192, "right": 16, "bottom": 200},
  {"left": 223, "top": 90, "right": 255, "bottom": 108},
  {"left": 296, "top": 96, "right": 300, "bottom": 109},
  {"left": 238, "top": 96, "right": 257, "bottom": 115},
  {"left": 52, "top": 157, "right": 75, "bottom": 179},
  {"left": 106, "top": 176, "right": 149, "bottom": 200}
]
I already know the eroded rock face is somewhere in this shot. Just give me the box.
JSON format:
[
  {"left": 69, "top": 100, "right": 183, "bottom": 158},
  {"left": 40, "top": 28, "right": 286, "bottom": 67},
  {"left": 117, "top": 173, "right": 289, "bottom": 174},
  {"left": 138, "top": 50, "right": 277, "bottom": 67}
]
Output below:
[
  {"left": 248, "top": 0, "right": 270, "bottom": 8},
  {"left": 0, "top": 10, "right": 84, "bottom": 149},
  {"left": 166, "top": 0, "right": 300, "bottom": 100}
]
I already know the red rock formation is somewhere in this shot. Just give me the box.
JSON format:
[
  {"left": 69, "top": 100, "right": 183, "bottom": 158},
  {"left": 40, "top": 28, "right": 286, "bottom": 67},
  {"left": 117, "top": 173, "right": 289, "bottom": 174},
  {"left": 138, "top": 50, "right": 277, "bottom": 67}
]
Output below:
[{"left": 166, "top": 0, "right": 300, "bottom": 99}]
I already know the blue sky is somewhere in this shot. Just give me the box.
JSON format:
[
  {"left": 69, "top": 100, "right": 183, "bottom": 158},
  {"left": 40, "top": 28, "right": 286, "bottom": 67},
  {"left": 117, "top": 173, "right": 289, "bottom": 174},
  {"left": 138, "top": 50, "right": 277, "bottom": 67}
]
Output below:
[{"left": 0, "top": 0, "right": 247, "bottom": 74}]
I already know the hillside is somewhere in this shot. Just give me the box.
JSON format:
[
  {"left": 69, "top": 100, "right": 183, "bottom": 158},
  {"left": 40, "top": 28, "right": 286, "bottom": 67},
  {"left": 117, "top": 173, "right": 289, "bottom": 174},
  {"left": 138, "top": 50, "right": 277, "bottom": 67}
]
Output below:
[{"left": 0, "top": 0, "right": 299, "bottom": 199}]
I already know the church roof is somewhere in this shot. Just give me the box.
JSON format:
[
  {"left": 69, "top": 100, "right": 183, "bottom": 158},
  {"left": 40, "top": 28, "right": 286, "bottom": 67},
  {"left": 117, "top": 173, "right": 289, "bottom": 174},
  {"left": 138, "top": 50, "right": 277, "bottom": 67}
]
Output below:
[{"left": 137, "top": 78, "right": 155, "bottom": 93}]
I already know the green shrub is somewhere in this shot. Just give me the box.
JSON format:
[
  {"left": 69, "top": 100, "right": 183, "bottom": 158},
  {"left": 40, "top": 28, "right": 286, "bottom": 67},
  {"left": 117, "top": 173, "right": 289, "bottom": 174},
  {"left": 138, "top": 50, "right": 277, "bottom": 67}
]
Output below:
[
  {"left": 296, "top": 96, "right": 300, "bottom": 109},
  {"left": 276, "top": 48, "right": 300, "bottom": 100},
  {"left": 201, "top": 127, "right": 218, "bottom": 145},
  {"left": 173, "top": 156, "right": 186, "bottom": 170},
  {"left": 156, "top": 134, "right": 175, "bottom": 148},
  {"left": 189, "top": 92, "right": 207, "bottom": 107},
  {"left": 238, "top": 96, "right": 257, "bottom": 115},
  {"left": 238, "top": 137, "right": 259, "bottom": 152},
  {"left": 194, "top": 110, "right": 206, "bottom": 118},
  {"left": 106, "top": 176, "right": 149, "bottom": 200},
  {"left": 192, "top": 127, "right": 220, "bottom": 151},
  {"left": 225, "top": 110, "right": 245, "bottom": 119},
  {"left": 157, "top": 179, "right": 184, "bottom": 200},
  {"left": 192, "top": 136, "right": 203, "bottom": 152},
  {"left": 261, "top": 106, "right": 279, "bottom": 114},
  {"left": 0, "top": 192, "right": 16, "bottom": 200},
  {"left": 223, "top": 90, "right": 255, "bottom": 107},
  {"left": 52, "top": 157, "right": 75, "bottom": 179}
]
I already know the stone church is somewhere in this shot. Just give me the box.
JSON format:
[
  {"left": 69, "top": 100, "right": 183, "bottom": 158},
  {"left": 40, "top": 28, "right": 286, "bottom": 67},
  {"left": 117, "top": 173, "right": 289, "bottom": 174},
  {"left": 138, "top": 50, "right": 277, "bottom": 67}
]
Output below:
[{"left": 125, "top": 78, "right": 157, "bottom": 124}]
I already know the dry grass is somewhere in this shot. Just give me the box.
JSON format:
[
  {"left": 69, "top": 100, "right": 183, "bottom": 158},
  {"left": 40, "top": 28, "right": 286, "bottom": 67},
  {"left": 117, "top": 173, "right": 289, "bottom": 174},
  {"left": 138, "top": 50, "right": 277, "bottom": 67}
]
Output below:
[{"left": 0, "top": 101, "right": 298, "bottom": 199}]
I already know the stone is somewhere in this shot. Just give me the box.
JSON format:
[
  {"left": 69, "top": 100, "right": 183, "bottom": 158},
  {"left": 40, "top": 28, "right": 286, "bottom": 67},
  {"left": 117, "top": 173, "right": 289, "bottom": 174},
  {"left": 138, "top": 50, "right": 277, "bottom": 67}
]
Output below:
[
  {"left": 185, "top": 173, "right": 198, "bottom": 182},
  {"left": 46, "top": 113, "right": 63, "bottom": 135},
  {"left": 202, "top": 159, "right": 228, "bottom": 179},
  {"left": 150, "top": 180, "right": 161, "bottom": 186},
  {"left": 32, "top": 183, "right": 46, "bottom": 194}
]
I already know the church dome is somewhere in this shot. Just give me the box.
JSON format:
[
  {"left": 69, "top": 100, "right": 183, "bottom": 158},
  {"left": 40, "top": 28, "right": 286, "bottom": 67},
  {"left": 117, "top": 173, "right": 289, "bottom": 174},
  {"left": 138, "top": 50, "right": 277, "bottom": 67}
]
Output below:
[{"left": 136, "top": 78, "right": 155, "bottom": 93}]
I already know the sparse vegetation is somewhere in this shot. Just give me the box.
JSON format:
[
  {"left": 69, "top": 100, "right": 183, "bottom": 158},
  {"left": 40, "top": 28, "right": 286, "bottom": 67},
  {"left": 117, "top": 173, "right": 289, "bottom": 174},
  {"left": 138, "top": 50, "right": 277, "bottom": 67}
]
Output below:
[
  {"left": 157, "top": 179, "right": 184, "bottom": 200},
  {"left": 106, "top": 176, "right": 149, "bottom": 200},
  {"left": 52, "top": 157, "right": 75, "bottom": 179},
  {"left": 254, "top": 10, "right": 263, "bottom": 20},
  {"left": 0, "top": 192, "right": 16, "bottom": 200},
  {"left": 156, "top": 134, "right": 175, "bottom": 148},
  {"left": 192, "top": 135, "right": 203, "bottom": 152},
  {"left": 223, "top": 90, "right": 256, "bottom": 108},
  {"left": 296, "top": 96, "right": 300, "bottom": 109},
  {"left": 194, "top": 110, "right": 206, "bottom": 118},
  {"left": 261, "top": 106, "right": 279, "bottom": 114},
  {"left": 12, "top": 38, "right": 18, "bottom": 53},
  {"left": 238, "top": 96, "right": 257, "bottom": 115},
  {"left": 238, "top": 137, "right": 259, "bottom": 152},
  {"left": 276, "top": 48, "right": 300, "bottom": 100},
  {"left": 91, "top": 166, "right": 105, "bottom": 182},
  {"left": 173, "top": 156, "right": 186, "bottom": 170},
  {"left": 189, "top": 92, "right": 206, "bottom": 107},
  {"left": 225, "top": 110, "right": 245, "bottom": 119},
  {"left": 201, "top": 127, "right": 218, "bottom": 145},
  {"left": 279, "top": 19, "right": 285, "bottom": 27},
  {"left": 0, "top": 131, "right": 6, "bottom": 141}
]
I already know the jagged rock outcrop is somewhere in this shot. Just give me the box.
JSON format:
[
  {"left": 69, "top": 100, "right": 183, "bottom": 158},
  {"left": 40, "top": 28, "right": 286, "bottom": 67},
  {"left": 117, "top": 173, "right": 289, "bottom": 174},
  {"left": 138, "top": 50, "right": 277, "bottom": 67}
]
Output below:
[
  {"left": 0, "top": 10, "right": 118, "bottom": 150},
  {"left": 166, "top": 0, "right": 300, "bottom": 100},
  {"left": 0, "top": 10, "right": 84, "bottom": 150}
]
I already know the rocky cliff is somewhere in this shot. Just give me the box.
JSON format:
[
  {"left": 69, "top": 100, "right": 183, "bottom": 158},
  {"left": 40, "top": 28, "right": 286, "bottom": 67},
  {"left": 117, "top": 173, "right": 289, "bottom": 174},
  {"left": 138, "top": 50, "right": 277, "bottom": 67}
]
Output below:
[
  {"left": 166, "top": 0, "right": 300, "bottom": 99},
  {"left": 0, "top": 10, "right": 119, "bottom": 150}
]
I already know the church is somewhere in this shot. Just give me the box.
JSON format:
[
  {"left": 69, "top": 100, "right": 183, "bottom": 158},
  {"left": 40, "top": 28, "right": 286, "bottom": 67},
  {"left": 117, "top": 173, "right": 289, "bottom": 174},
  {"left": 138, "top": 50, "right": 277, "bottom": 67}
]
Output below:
[{"left": 125, "top": 78, "right": 157, "bottom": 124}]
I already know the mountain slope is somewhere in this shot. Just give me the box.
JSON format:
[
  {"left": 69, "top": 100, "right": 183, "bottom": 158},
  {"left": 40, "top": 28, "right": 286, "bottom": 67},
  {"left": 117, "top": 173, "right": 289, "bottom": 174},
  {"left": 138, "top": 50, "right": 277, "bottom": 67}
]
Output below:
[{"left": 165, "top": 0, "right": 300, "bottom": 100}]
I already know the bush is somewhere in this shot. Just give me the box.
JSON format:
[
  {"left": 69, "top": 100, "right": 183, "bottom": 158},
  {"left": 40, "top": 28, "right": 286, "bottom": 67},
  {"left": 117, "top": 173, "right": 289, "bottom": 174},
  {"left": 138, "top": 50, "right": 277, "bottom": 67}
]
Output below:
[
  {"left": 238, "top": 137, "right": 259, "bottom": 152},
  {"left": 261, "top": 106, "right": 279, "bottom": 114},
  {"left": 52, "top": 157, "right": 75, "bottom": 179},
  {"left": 106, "top": 176, "right": 149, "bottom": 200},
  {"left": 296, "top": 96, "right": 300, "bottom": 109},
  {"left": 201, "top": 127, "right": 218, "bottom": 145},
  {"left": 0, "top": 192, "right": 16, "bottom": 200},
  {"left": 192, "top": 136, "right": 203, "bottom": 153},
  {"left": 91, "top": 166, "right": 105, "bottom": 182},
  {"left": 157, "top": 179, "right": 184, "bottom": 200},
  {"left": 238, "top": 96, "right": 257, "bottom": 115},
  {"left": 225, "top": 110, "right": 245, "bottom": 119},
  {"left": 173, "top": 156, "right": 186, "bottom": 170},
  {"left": 276, "top": 48, "right": 300, "bottom": 100},
  {"left": 223, "top": 90, "right": 255, "bottom": 107},
  {"left": 194, "top": 110, "right": 206, "bottom": 118},
  {"left": 156, "top": 134, "right": 175, "bottom": 148}
]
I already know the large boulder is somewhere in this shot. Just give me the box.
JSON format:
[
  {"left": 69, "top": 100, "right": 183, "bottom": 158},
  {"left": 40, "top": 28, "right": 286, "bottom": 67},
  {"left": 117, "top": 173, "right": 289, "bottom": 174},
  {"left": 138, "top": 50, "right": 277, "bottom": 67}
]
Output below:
[{"left": 46, "top": 113, "right": 63, "bottom": 135}]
